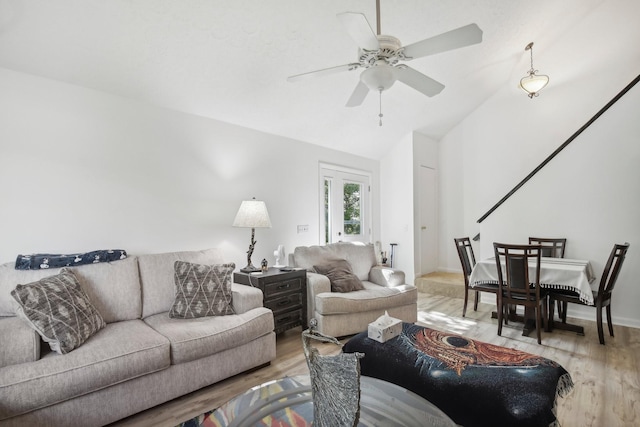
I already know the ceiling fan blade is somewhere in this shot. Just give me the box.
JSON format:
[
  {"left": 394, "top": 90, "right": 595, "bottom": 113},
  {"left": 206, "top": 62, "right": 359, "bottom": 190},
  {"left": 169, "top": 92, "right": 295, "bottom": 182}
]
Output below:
[
  {"left": 395, "top": 66, "right": 445, "bottom": 97},
  {"left": 287, "top": 63, "right": 358, "bottom": 82},
  {"left": 402, "top": 23, "right": 483, "bottom": 60},
  {"left": 345, "top": 81, "right": 370, "bottom": 107},
  {"left": 337, "top": 12, "right": 380, "bottom": 51}
]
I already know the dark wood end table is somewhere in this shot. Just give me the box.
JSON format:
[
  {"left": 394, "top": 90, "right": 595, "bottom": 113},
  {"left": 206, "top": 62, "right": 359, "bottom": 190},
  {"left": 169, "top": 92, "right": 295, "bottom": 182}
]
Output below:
[{"left": 234, "top": 268, "right": 307, "bottom": 334}]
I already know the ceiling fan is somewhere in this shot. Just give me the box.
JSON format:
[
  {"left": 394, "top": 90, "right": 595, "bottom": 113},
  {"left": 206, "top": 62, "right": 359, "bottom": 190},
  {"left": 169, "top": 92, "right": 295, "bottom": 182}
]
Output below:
[{"left": 287, "top": 0, "right": 483, "bottom": 120}]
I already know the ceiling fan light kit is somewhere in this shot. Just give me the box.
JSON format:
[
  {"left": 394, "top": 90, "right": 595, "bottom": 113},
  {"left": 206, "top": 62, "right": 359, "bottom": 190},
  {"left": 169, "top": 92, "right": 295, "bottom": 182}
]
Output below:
[
  {"left": 360, "top": 61, "right": 397, "bottom": 91},
  {"left": 519, "top": 42, "right": 549, "bottom": 98},
  {"left": 287, "top": 0, "right": 483, "bottom": 124}
]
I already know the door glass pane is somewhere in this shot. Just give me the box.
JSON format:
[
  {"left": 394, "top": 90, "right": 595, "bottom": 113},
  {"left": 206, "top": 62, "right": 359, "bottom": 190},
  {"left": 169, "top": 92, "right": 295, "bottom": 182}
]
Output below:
[
  {"left": 343, "top": 182, "right": 361, "bottom": 235},
  {"left": 324, "top": 178, "right": 332, "bottom": 244}
]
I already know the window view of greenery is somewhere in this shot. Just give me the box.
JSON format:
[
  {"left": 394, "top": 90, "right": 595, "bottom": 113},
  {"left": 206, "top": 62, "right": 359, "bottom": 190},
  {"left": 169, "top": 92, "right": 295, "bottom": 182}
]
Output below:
[
  {"left": 343, "top": 182, "right": 361, "bottom": 235},
  {"left": 324, "top": 179, "right": 331, "bottom": 244}
]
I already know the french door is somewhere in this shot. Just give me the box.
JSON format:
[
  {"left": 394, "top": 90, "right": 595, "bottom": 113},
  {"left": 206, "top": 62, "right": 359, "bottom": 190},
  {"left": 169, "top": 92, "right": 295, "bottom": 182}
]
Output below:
[{"left": 320, "top": 165, "right": 371, "bottom": 244}]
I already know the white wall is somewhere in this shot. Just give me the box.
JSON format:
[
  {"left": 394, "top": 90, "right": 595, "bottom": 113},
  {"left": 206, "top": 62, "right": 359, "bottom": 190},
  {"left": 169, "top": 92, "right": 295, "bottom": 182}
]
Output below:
[
  {"left": 0, "top": 67, "right": 380, "bottom": 268},
  {"left": 438, "top": 65, "right": 640, "bottom": 325},
  {"left": 379, "top": 133, "right": 415, "bottom": 282},
  {"left": 412, "top": 132, "right": 439, "bottom": 277},
  {"left": 379, "top": 131, "right": 439, "bottom": 283}
]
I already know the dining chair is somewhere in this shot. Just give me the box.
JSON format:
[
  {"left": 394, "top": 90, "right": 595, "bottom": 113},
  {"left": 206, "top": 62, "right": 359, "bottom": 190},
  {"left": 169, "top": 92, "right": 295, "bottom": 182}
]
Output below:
[
  {"left": 493, "top": 243, "right": 547, "bottom": 344},
  {"left": 528, "top": 237, "right": 566, "bottom": 258},
  {"left": 454, "top": 237, "right": 499, "bottom": 317},
  {"left": 529, "top": 237, "right": 567, "bottom": 319},
  {"left": 548, "top": 242, "right": 630, "bottom": 345}
]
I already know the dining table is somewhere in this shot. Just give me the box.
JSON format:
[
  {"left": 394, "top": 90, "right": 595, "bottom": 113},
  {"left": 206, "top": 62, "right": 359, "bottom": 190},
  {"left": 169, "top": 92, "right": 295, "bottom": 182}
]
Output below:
[{"left": 469, "top": 256, "right": 596, "bottom": 335}]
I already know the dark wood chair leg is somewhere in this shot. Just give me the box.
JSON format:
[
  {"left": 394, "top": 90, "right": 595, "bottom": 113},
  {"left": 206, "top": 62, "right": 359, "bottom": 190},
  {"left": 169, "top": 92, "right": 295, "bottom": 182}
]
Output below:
[
  {"left": 497, "top": 302, "right": 503, "bottom": 336},
  {"left": 535, "top": 305, "right": 542, "bottom": 345},
  {"left": 542, "top": 298, "right": 549, "bottom": 333},
  {"left": 560, "top": 301, "right": 568, "bottom": 323},
  {"left": 548, "top": 297, "right": 555, "bottom": 331},
  {"left": 473, "top": 290, "right": 479, "bottom": 311},
  {"left": 606, "top": 305, "right": 614, "bottom": 337},
  {"left": 503, "top": 303, "right": 509, "bottom": 325},
  {"left": 556, "top": 300, "right": 564, "bottom": 321},
  {"left": 597, "top": 305, "right": 605, "bottom": 345},
  {"left": 463, "top": 286, "right": 469, "bottom": 317}
]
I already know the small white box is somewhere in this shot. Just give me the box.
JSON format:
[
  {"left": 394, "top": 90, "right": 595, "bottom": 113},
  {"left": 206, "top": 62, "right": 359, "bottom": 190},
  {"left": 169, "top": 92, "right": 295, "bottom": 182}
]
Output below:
[{"left": 368, "top": 316, "right": 402, "bottom": 343}]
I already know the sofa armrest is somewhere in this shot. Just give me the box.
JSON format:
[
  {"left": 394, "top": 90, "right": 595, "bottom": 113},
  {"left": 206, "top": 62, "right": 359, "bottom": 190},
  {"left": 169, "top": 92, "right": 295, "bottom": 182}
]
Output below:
[
  {"left": 306, "top": 272, "right": 331, "bottom": 324},
  {"left": 231, "top": 283, "right": 264, "bottom": 314},
  {"left": 0, "top": 316, "right": 41, "bottom": 368},
  {"left": 369, "top": 266, "right": 406, "bottom": 287}
]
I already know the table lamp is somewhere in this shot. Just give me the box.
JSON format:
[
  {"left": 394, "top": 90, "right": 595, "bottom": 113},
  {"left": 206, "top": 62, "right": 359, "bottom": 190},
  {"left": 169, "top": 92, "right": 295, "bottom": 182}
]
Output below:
[{"left": 233, "top": 198, "right": 272, "bottom": 272}]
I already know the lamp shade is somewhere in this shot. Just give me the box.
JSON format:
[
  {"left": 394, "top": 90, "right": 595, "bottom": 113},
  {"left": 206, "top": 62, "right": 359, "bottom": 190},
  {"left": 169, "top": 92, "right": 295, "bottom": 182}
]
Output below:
[
  {"left": 519, "top": 73, "right": 549, "bottom": 97},
  {"left": 360, "top": 61, "right": 397, "bottom": 91},
  {"left": 232, "top": 200, "right": 272, "bottom": 228}
]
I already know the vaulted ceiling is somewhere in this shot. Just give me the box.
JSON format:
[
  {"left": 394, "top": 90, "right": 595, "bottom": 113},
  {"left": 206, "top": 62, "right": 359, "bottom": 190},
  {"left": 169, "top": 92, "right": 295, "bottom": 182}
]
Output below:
[{"left": 1, "top": 0, "right": 637, "bottom": 159}]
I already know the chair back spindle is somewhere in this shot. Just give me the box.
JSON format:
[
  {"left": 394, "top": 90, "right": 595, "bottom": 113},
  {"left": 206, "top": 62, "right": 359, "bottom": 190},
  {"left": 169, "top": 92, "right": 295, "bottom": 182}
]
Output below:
[
  {"left": 528, "top": 237, "right": 566, "bottom": 258},
  {"left": 599, "top": 243, "right": 630, "bottom": 296},
  {"left": 455, "top": 238, "right": 476, "bottom": 278},
  {"left": 493, "top": 243, "right": 545, "bottom": 344},
  {"left": 454, "top": 237, "right": 498, "bottom": 317}
]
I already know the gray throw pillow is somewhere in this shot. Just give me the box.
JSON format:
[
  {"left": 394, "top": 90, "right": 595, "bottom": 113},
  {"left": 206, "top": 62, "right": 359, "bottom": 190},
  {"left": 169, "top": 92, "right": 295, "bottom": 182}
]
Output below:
[
  {"left": 11, "top": 269, "right": 106, "bottom": 354},
  {"left": 169, "top": 261, "right": 235, "bottom": 318},
  {"left": 313, "top": 259, "right": 365, "bottom": 293}
]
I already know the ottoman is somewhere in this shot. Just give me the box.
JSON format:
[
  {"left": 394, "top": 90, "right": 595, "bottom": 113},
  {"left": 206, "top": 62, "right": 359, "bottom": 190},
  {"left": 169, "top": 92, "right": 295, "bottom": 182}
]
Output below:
[{"left": 343, "top": 323, "right": 573, "bottom": 427}]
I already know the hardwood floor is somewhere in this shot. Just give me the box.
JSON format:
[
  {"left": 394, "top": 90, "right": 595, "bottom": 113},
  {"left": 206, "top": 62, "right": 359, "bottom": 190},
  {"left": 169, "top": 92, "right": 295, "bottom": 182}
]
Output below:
[{"left": 110, "top": 293, "right": 640, "bottom": 427}]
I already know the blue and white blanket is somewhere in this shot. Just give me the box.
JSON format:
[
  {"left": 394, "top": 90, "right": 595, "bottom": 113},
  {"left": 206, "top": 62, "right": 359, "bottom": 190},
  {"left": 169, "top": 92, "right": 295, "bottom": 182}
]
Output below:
[{"left": 15, "top": 249, "right": 127, "bottom": 270}]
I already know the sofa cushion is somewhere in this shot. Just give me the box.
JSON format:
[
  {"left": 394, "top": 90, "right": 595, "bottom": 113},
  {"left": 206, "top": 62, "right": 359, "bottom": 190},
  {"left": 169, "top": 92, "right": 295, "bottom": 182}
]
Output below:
[
  {"left": 313, "top": 259, "right": 365, "bottom": 293},
  {"left": 11, "top": 270, "right": 106, "bottom": 354},
  {"left": 0, "top": 320, "right": 170, "bottom": 420},
  {"left": 315, "top": 282, "right": 418, "bottom": 315},
  {"left": 169, "top": 261, "right": 235, "bottom": 318},
  {"left": 62, "top": 256, "right": 141, "bottom": 323},
  {"left": 0, "top": 262, "right": 62, "bottom": 317},
  {"left": 144, "top": 307, "right": 274, "bottom": 365},
  {"left": 138, "top": 248, "right": 225, "bottom": 318},
  {"left": 0, "top": 317, "right": 40, "bottom": 368}
]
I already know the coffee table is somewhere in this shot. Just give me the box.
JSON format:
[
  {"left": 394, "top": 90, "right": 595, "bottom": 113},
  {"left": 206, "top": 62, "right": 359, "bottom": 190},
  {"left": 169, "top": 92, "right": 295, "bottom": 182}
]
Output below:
[{"left": 209, "top": 374, "right": 456, "bottom": 426}]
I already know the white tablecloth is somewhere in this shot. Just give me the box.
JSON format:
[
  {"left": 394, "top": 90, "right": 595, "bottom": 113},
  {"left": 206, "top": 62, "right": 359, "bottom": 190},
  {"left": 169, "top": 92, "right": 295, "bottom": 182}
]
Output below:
[{"left": 469, "top": 257, "right": 596, "bottom": 305}]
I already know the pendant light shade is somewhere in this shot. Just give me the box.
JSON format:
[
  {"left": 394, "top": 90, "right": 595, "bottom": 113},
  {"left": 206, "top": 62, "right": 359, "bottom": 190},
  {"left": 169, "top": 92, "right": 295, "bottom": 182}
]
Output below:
[{"left": 519, "top": 42, "right": 549, "bottom": 98}]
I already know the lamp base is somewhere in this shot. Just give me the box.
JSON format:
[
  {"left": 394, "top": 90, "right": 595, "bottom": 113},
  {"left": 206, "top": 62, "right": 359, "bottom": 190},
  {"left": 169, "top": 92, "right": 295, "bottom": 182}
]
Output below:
[{"left": 240, "top": 265, "right": 261, "bottom": 273}]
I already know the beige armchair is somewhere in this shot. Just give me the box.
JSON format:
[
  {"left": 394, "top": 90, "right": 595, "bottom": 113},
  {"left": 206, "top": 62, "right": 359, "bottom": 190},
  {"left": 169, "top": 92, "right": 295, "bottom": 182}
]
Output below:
[{"left": 291, "top": 242, "right": 417, "bottom": 337}]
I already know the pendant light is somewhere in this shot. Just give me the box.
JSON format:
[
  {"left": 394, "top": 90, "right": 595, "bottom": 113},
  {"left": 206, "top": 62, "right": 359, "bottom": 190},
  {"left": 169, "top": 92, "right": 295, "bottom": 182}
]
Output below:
[{"left": 519, "top": 42, "right": 549, "bottom": 98}]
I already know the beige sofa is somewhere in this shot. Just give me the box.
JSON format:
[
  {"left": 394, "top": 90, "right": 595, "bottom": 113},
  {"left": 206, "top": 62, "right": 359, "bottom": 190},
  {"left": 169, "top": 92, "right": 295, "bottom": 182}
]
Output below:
[
  {"left": 0, "top": 248, "right": 276, "bottom": 427},
  {"left": 291, "top": 242, "right": 418, "bottom": 337}
]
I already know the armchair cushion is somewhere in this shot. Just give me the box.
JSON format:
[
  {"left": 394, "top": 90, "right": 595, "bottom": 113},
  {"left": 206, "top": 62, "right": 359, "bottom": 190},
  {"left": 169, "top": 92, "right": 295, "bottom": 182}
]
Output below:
[
  {"left": 369, "top": 266, "right": 405, "bottom": 287},
  {"left": 315, "top": 282, "right": 417, "bottom": 315},
  {"left": 313, "top": 259, "right": 365, "bottom": 293},
  {"left": 293, "top": 242, "right": 376, "bottom": 281}
]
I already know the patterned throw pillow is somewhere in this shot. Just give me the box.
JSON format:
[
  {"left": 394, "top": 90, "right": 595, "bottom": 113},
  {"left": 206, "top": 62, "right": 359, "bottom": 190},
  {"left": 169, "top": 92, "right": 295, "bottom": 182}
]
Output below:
[
  {"left": 11, "top": 269, "right": 106, "bottom": 354},
  {"left": 169, "top": 261, "right": 236, "bottom": 318}
]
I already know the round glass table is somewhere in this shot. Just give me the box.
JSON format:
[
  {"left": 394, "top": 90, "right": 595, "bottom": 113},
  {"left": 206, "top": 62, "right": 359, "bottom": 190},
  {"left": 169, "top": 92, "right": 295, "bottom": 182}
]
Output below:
[{"left": 209, "top": 375, "right": 456, "bottom": 426}]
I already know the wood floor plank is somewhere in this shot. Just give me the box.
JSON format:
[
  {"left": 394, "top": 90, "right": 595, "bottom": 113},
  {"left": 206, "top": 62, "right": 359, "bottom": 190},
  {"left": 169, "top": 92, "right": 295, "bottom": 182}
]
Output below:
[{"left": 109, "top": 292, "right": 640, "bottom": 427}]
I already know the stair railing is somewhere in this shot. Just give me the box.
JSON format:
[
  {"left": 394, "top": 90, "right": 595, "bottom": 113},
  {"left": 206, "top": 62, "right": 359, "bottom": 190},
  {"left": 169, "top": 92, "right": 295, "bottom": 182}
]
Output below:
[{"left": 476, "top": 74, "right": 640, "bottom": 225}]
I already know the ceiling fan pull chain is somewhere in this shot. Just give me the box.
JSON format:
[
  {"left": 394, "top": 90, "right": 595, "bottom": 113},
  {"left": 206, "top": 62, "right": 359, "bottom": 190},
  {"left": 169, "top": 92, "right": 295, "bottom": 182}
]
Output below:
[{"left": 378, "top": 88, "right": 383, "bottom": 126}]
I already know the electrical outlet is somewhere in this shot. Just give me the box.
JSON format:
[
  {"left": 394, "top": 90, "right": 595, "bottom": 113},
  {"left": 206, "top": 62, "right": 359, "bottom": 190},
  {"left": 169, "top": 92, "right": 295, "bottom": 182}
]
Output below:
[{"left": 297, "top": 224, "right": 309, "bottom": 233}]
